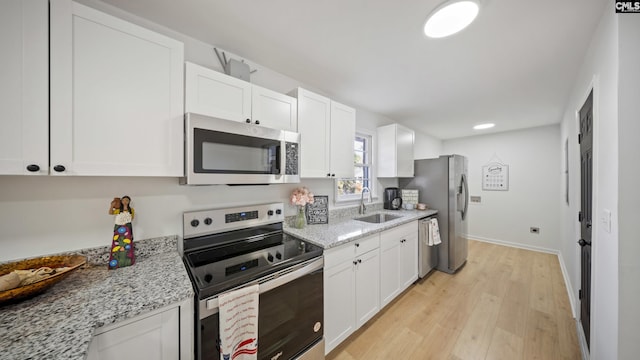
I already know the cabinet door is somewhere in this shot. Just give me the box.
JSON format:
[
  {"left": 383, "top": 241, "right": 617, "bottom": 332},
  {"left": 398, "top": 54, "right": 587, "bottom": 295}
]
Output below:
[
  {"left": 329, "top": 101, "right": 356, "bottom": 178},
  {"left": 396, "top": 124, "right": 415, "bottom": 177},
  {"left": 50, "top": 0, "right": 184, "bottom": 176},
  {"left": 296, "top": 89, "right": 331, "bottom": 178},
  {"left": 252, "top": 85, "right": 297, "bottom": 131},
  {"left": 355, "top": 249, "right": 380, "bottom": 328},
  {"left": 324, "top": 258, "right": 356, "bottom": 354},
  {"left": 88, "top": 308, "right": 179, "bottom": 360},
  {"left": 379, "top": 235, "right": 401, "bottom": 308},
  {"left": 185, "top": 62, "right": 251, "bottom": 123},
  {"left": 399, "top": 231, "right": 419, "bottom": 290},
  {"left": 0, "top": 0, "right": 48, "bottom": 175}
]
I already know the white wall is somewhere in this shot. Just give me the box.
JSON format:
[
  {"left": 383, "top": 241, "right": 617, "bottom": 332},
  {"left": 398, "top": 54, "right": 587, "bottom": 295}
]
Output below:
[
  {"left": 414, "top": 130, "right": 443, "bottom": 160},
  {"left": 617, "top": 15, "right": 640, "bottom": 360},
  {"left": 558, "top": 7, "right": 618, "bottom": 360},
  {"left": 0, "top": 0, "right": 397, "bottom": 262},
  {"left": 443, "top": 125, "right": 561, "bottom": 253}
]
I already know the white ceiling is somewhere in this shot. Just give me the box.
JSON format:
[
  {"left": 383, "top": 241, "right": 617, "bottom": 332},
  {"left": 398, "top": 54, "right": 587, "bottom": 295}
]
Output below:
[{"left": 100, "top": 0, "right": 607, "bottom": 139}]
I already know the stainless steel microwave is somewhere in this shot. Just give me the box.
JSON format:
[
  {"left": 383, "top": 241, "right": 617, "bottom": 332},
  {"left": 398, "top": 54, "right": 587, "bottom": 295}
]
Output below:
[{"left": 181, "top": 113, "right": 300, "bottom": 185}]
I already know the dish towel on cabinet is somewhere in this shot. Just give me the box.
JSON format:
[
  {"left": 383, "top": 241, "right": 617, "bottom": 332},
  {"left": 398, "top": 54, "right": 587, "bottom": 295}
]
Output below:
[
  {"left": 219, "top": 284, "right": 259, "bottom": 360},
  {"left": 428, "top": 218, "right": 442, "bottom": 246}
]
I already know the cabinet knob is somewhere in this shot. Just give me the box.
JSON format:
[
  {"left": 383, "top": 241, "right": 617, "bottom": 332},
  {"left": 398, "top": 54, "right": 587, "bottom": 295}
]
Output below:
[
  {"left": 246, "top": 119, "right": 251, "bottom": 123},
  {"left": 355, "top": 243, "right": 360, "bottom": 247},
  {"left": 358, "top": 259, "right": 362, "bottom": 264},
  {"left": 26, "top": 164, "right": 40, "bottom": 172},
  {"left": 327, "top": 173, "right": 331, "bottom": 177},
  {"left": 332, "top": 174, "right": 336, "bottom": 177},
  {"left": 255, "top": 120, "right": 260, "bottom": 125},
  {"left": 53, "top": 165, "right": 66, "bottom": 172},
  {"left": 353, "top": 260, "right": 358, "bottom": 265}
]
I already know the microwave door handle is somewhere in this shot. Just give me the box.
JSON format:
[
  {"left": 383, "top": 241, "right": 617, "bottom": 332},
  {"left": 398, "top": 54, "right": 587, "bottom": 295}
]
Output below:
[{"left": 274, "top": 145, "right": 282, "bottom": 174}]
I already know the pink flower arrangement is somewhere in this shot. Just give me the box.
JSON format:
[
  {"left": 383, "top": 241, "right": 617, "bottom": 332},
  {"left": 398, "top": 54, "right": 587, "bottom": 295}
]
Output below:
[{"left": 290, "top": 187, "right": 315, "bottom": 206}]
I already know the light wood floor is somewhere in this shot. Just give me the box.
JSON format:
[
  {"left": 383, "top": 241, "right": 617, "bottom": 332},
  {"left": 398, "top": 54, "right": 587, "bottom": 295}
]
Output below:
[{"left": 326, "top": 240, "right": 581, "bottom": 360}]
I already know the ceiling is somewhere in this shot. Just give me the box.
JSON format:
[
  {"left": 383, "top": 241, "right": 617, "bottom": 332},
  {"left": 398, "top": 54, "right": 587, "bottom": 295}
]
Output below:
[{"left": 100, "top": 0, "right": 607, "bottom": 139}]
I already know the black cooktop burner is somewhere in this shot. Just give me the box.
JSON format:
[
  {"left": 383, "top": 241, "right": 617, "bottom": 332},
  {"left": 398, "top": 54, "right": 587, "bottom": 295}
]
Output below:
[{"left": 183, "top": 228, "right": 322, "bottom": 300}]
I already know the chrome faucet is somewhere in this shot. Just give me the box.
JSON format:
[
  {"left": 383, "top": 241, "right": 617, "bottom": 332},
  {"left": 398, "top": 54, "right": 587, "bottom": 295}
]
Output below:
[{"left": 359, "top": 187, "right": 372, "bottom": 214}]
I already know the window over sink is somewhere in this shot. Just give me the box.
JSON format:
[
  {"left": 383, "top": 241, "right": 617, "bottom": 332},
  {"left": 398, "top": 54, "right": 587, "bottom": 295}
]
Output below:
[{"left": 336, "top": 132, "right": 375, "bottom": 202}]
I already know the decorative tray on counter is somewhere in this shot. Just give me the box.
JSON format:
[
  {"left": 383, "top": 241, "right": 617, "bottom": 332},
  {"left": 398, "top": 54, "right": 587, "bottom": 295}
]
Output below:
[{"left": 0, "top": 254, "right": 86, "bottom": 305}]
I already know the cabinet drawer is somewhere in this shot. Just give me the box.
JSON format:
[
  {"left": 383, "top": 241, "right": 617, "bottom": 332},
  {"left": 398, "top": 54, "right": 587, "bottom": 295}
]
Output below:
[
  {"left": 381, "top": 221, "right": 417, "bottom": 242},
  {"left": 325, "top": 234, "right": 379, "bottom": 269}
]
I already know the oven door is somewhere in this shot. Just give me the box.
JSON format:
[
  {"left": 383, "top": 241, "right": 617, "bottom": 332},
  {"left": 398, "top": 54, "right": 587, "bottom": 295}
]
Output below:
[
  {"left": 198, "top": 257, "right": 324, "bottom": 360},
  {"left": 183, "top": 113, "right": 299, "bottom": 185}
]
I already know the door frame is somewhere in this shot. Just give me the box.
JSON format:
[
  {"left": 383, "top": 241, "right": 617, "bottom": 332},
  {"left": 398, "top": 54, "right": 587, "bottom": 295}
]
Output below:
[{"left": 574, "top": 76, "right": 599, "bottom": 358}]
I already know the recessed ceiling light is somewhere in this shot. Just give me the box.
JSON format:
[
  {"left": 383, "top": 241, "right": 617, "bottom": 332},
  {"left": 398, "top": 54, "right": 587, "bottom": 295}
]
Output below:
[
  {"left": 473, "top": 123, "right": 495, "bottom": 130},
  {"left": 424, "top": 0, "right": 480, "bottom": 38}
]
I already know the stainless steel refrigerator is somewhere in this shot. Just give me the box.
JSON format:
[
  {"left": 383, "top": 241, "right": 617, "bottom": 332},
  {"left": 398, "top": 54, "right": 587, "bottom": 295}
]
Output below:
[{"left": 399, "top": 155, "right": 469, "bottom": 274}]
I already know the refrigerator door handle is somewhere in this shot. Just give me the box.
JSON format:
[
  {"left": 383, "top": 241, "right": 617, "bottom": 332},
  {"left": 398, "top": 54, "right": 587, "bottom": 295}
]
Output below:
[{"left": 461, "top": 173, "right": 469, "bottom": 220}]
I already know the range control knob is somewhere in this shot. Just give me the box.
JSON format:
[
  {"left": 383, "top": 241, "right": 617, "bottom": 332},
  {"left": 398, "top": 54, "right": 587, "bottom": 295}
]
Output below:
[
  {"left": 190, "top": 219, "right": 200, "bottom": 227},
  {"left": 268, "top": 210, "right": 274, "bottom": 216},
  {"left": 275, "top": 252, "right": 282, "bottom": 260},
  {"left": 275, "top": 209, "right": 282, "bottom": 215},
  {"left": 204, "top": 218, "right": 212, "bottom": 225},
  {"left": 267, "top": 254, "right": 274, "bottom": 262}
]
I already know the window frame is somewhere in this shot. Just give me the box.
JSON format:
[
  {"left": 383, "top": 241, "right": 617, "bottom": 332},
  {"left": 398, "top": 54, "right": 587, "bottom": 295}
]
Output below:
[{"left": 335, "top": 130, "right": 376, "bottom": 203}]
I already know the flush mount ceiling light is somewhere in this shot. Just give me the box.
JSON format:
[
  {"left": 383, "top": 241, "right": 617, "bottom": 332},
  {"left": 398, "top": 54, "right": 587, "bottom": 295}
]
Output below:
[
  {"left": 473, "top": 123, "right": 495, "bottom": 130},
  {"left": 424, "top": 0, "right": 480, "bottom": 38}
]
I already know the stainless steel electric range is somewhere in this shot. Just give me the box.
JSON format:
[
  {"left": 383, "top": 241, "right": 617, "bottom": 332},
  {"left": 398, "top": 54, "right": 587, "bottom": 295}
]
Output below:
[{"left": 181, "top": 203, "right": 324, "bottom": 360}]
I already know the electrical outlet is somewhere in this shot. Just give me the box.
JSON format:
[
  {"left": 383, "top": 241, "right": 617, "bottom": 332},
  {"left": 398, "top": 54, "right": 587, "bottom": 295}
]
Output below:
[{"left": 530, "top": 227, "right": 540, "bottom": 234}]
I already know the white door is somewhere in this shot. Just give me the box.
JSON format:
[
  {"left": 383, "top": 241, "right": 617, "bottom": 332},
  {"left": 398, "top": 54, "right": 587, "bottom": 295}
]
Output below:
[
  {"left": 88, "top": 308, "right": 179, "bottom": 360},
  {"left": 355, "top": 249, "right": 380, "bottom": 328},
  {"left": 379, "top": 236, "right": 401, "bottom": 308},
  {"left": 50, "top": 0, "right": 184, "bottom": 176},
  {"left": 396, "top": 124, "right": 415, "bottom": 177},
  {"left": 399, "top": 232, "right": 419, "bottom": 290},
  {"left": 329, "top": 101, "right": 356, "bottom": 178},
  {"left": 251, "top": 85, "right": 297, "bottom": 131},
  {"left": 185, "top": 62, "right": 251, "bottom": 123},
  {"left": 0, "top": 0, "right": 48, "bottom": 175},
  {"left": 324, "top": 259, "right": 356, "bottom": 354},
  {"left": 297, "top": 89, "right": 331, "bottom": 178}
]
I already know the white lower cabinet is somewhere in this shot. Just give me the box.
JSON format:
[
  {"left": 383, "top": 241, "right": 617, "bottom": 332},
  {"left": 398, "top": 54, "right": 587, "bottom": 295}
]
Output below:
[
  {"left": 87, "top": 299, "right": 193, "bottom": 360},
  {"left": 324, "top": 234, "right": 380, "bottom": 355},
  {"left": 380, "top": 221, "right": 419, "bottom": 308}
]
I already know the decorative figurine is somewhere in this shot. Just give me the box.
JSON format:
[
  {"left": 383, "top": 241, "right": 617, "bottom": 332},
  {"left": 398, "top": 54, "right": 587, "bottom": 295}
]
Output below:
[{"left": 108, "top": 196, "right": 135, "bottom": 270}]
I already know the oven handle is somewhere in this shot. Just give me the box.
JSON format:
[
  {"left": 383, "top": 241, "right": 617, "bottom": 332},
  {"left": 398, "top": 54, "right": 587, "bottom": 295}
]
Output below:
[{"left": 205, "top": 257, "right": 323, "bottom": 310}]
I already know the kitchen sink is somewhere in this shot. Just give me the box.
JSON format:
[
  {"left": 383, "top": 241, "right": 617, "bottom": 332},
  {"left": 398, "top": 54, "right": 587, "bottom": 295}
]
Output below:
[{"left": 354, "top": 213, "right": 402, "bottom": 224}]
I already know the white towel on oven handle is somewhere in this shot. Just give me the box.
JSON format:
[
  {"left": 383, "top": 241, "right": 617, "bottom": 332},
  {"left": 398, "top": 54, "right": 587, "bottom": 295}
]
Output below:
[{"left": 218, "top": 284, "right": 259, "bottom": 360}]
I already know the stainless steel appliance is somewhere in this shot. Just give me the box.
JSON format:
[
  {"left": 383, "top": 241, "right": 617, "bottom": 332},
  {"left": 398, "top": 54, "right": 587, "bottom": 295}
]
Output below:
[
  {"left": 417, "top": 216, "right": 439, "bottom": 278},
  {"left": 182, "top": 203, "right": 324, "bottom": 360},
  {"left": 399, "top": 155, "right": 469, "bottom": 274},
  {"left": 383, "top": 187, "right": 403, "bottom": 210},
  {"left": 181, "top": 113, "right": 301, "bottom": 185}
]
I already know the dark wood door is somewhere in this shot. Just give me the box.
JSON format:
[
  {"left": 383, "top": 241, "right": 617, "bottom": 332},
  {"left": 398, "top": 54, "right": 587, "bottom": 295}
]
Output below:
[{"left": 579, "top": 90, "right": 593, "bottom": 348}]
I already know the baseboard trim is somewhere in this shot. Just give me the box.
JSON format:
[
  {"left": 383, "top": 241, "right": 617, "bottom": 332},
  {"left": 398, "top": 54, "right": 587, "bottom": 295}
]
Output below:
[
  {"left": 466, "top": 235, "right": 558, "bottom": 254},
  {"left": 466, "top": 234, "right": 578, "bottom": 318}
]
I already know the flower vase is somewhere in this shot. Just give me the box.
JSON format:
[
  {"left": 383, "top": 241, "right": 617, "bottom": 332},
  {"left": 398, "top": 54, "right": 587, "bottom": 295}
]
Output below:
[{"left": 294, "top": 206, "right": 306, "bottom": 229}]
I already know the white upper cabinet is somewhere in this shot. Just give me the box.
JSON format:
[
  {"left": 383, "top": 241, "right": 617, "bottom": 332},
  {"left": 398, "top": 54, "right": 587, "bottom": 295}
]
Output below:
[
  {"left": 0, "top": 0, "right": 49, "bottom": 175},
  {"left": 185, "top": 62, "right": 297, "bottom": 131},
  {"left": 377, "top": 123, "right": 415, "bottom": 177},
  {"left": 292, "top": 88, "right": 355, "bottom": 178},
  {"left": 50, "top": 0, "right": 184, "bottom": 176},
  {"left": 185, "top": 62, "right": 251, "bottom": 123}
]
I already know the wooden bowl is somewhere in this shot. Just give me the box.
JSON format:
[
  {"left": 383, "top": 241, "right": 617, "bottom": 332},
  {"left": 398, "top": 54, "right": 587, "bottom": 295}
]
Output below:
[{"left": 0, "top": 254, "right": 86, "bottom": 305}]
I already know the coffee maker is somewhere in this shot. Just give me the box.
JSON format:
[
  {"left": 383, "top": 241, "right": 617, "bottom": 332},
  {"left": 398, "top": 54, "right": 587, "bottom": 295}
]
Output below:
[{"left": 383, "top": 187, "right": 403, "bottom": 210}]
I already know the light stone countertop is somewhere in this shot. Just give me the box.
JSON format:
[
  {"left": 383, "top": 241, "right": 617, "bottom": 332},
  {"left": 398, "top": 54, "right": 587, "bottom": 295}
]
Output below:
[
  {"left": 0, "top": 236, "right": 193, "bottom": 360},
  {"left": 284, "top": 208, "right": 438, "bottom": 249}
]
